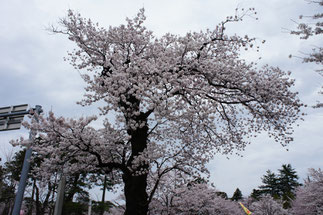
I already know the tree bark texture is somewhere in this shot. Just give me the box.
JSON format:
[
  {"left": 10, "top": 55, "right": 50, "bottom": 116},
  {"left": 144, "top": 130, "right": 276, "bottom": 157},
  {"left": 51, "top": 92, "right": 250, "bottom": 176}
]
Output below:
[
  {"left": 123, "top": 112, "right": 149, "bottom": 215},
  {"left": 123, "top": 173, "right": 148, "bottom": 215}
]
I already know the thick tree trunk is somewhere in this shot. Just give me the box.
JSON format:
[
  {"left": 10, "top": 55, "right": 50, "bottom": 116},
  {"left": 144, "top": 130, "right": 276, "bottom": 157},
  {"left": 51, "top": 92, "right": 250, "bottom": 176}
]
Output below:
[
  {"left": 35, "top": 185, "right": 41, "bottom": 215},
  {"left": 100, "top": 176, "right": 107, "bottom": 215},
  {"left": 40, "top": 182, "right": 53, "bottom": 214},
  {"left": 123, "top": 173, "right": 149, "bottom": 215},
  {"left": 123, "top": 110, "right": 149, "bottom": 215},
  {"left": 27, "top": 179, "right": 36, "bottom": 215}
]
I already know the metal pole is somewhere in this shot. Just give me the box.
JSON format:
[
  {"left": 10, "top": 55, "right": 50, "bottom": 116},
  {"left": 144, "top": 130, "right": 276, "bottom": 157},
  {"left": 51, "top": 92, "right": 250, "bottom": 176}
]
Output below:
[
  {"left": 12, "top": 105, "right": 43, "bottom": 215},
  {"left": 54, "top": 175, "right": 66, "bottom": 215},
  {"left": 88, "top": 199, "right": 92, "bottom": 215}
]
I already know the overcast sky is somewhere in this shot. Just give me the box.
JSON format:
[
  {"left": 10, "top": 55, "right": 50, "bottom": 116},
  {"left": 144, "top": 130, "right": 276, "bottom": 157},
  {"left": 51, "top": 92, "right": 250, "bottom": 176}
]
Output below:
[{"left": 1, "top": 0, "right": 322, "bottom": 200}]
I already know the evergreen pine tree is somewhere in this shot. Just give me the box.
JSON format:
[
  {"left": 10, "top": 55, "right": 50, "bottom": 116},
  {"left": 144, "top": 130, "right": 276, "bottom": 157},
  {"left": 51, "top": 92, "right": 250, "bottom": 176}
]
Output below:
[
  {"left": 277, "top": 164, "right": 301, "bottom": 208},
  {"left": 216, "top": 191, "right": 228, "bottom": 200},
  {"left": 259, "top": 170, "right": 280, "bottom": 199},
  {"left": 231, "top": 188, "right": 243, "bottom": 201},
  {"left": 255, "top": 164, "right": 301, "bottom": 209},
  {"left": 0, "top": 164, "right": 15, "bottom": 214},
  {"left": 250, "top": 189, "right": 262, "bottom": 201}
]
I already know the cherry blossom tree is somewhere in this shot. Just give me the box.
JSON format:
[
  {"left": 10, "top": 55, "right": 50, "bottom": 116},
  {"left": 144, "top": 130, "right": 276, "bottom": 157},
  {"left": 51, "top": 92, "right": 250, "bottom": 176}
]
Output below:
[
  {"left": 13, "top": 8, "right": 303, "bottom": 215},
  {"left": 249, "top": 195, "right": 288, "bottom": 215},
  {"left": 111, "top": 175, "right": 243, "bottom": 214},
  {"left": 149, "top": 182, "right": 243, "bottom": 215},
  {"left": 290, "top": 0, "right": 323, "bottom": 107},
  {"left": 291, "top": 168, "right": 323, "bottom": 214}
]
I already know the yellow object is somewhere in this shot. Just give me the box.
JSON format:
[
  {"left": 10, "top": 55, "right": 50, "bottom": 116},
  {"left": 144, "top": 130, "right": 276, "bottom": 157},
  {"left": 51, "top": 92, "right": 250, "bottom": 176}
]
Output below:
[{"left": 239, "top": 202, "right": 252, "bottom": 215}]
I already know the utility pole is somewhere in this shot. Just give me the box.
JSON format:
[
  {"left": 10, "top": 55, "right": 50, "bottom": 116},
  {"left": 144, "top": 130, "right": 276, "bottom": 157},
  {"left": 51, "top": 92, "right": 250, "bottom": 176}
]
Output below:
[{"left": 12, "top": 105, "right": 42, "bottom": 215}]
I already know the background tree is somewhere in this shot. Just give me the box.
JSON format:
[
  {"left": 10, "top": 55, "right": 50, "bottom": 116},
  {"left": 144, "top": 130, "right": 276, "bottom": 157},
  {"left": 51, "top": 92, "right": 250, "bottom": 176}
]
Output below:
[
  {"left": 60, "top": 172, "right": 116, "bottom": 215},
  {"left": 93, "top": 175, "right": 114, "bottom": 215},
  {"left": 255, "top": 164, "right": 301, "bottom": 207},
  {"left": 250, "top": 188, "right": 262, "bottom": 201},
  {"left": 278, "top": 164, "right": 301, "bottom": 208},
  {"left": 291, "top": 168, "right": 323, "bottom": 215},
  {"left": 0, "top": 150, "right": 24, "bottom": 215},
  {"left": 290, "top": 0, "right": 323, "bottom": 107},
  {"left": 14, "top": 8, "right": 303, "bottom": 215},
  {"left": 259, "top": 170, "right": 281, "bottom": 198},
  {"left": 250, "top": 195, "right": 288, "bottom": 215},
  {"left": 149, "top": 182, "right": 244, "bottom": 215},
  {"left": 216, "top": 191, "right": 228, "bottom": 200},
  {"left": 91, "top": 200, "right": 115, "bottom": 215},
  {"left": 0, "top": 164, "right": 15, "bottom": 215},
  {"left": 0, "top": 149, "right": 57, "bottom": 215},
  {"left": 62, "top": 172, "right": 92, "bottom": 215},
  {"left": 231, "top": 188, "right": 243, "bottom": 201},
  {"left": 0, "top": 148, "right": 101, "bottom": 215}
]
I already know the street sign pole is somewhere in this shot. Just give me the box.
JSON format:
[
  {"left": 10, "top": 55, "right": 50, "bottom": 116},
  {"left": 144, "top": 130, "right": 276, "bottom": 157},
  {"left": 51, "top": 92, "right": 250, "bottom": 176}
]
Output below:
[{"left": 11, "top": 105, "right": 43, "bottom": 215}]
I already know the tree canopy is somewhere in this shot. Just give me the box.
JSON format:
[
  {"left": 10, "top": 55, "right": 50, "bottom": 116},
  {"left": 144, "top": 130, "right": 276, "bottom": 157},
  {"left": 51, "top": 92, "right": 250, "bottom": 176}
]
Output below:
[
  {"left": 252, "top": 164, "right": 301, "bottom": 208},
  {"left": 291, "top": 0, "right": 323, "bottom": 107},
  {"left": 12, "top": 8, "right": 303, "bottom": 215},
  {"left": 292, "top": 168, "right": 323, "bottom": 214},
  {"left": 231, "top": 188, "right": 243, "bottom": 201}
]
